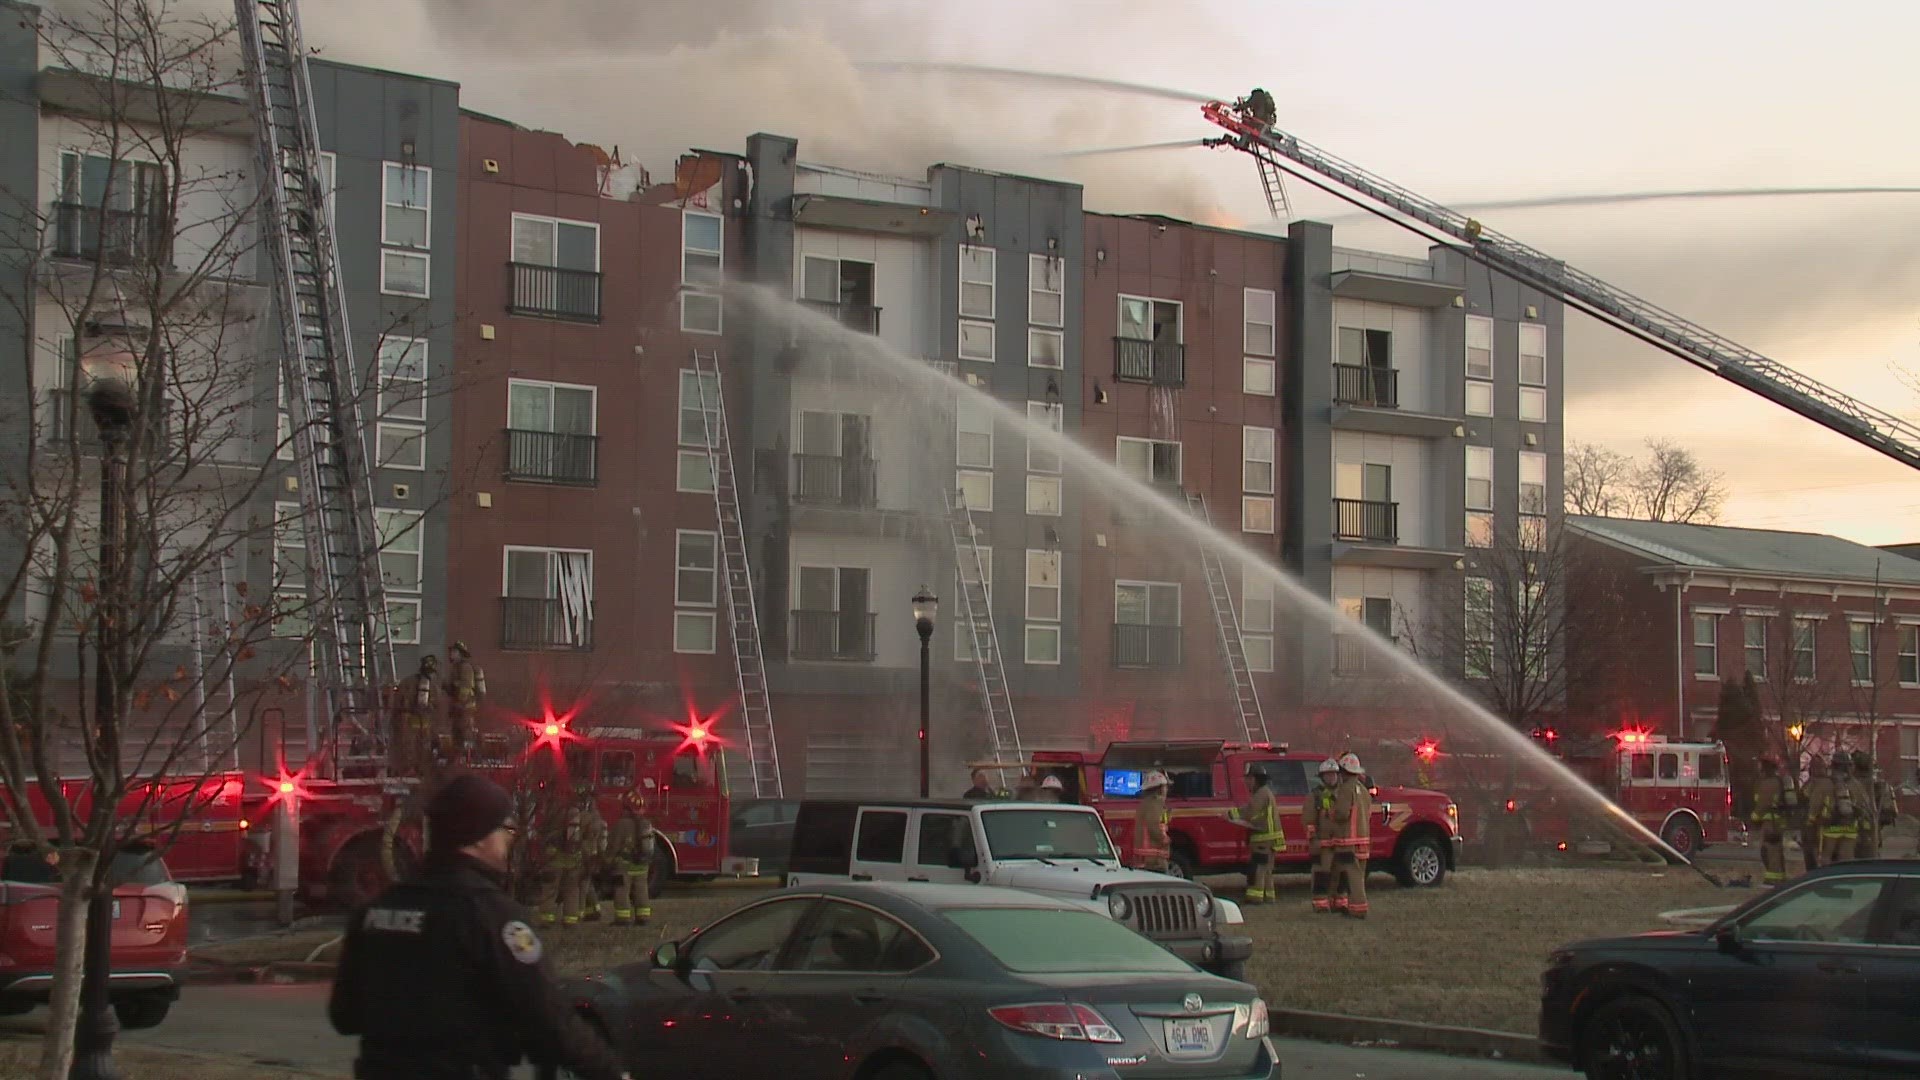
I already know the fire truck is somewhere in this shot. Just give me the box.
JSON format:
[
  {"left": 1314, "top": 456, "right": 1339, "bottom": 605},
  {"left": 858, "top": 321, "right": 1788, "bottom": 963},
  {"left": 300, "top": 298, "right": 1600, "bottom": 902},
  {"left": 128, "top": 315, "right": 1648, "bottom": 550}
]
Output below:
[
  {"left": 1529, "top": 731, "right": 1738, "bottom": 858},
  {"left": 1029, "top": 740, "right": 1462, "bottom": 888}
]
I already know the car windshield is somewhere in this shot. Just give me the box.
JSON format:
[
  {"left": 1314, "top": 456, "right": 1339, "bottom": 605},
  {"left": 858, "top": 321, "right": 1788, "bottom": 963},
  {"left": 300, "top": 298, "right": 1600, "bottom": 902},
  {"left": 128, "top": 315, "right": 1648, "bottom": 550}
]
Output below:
[
  {"left": 979, "top": 808, "right": 1114, "bottom": 861},
  {"left": 945, "top": 906, "right": 1194, "bottom": 974}
]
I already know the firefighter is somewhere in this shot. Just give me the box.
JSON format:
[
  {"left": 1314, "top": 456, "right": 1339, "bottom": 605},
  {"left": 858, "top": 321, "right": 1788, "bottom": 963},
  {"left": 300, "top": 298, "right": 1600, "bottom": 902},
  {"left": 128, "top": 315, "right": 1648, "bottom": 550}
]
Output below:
[
  {"left": 537, "top": 783, "right": 598, "bottom": 928},
  {"left": 1800, "top": 753, "right": 1829, "bottom": 871},
  {"left": 442, "top": 641, "right": 486, "bottom": 766},
  {"left": 607, "top": 787, "right": 656, "bottom": 926},
  {"left": 1232, "top": 764, "right": 1281, "bottom": 904},
  {"left": 328, "top": 774, "right": 630, "bottom": 1080},
  {"left": 576, "top": 783, "right": 609, "bottom": 923},
  {"left": 1853, "top": 749, "right": 1893, "bottom": 859},
  {"left": 1134, "top": 770, "right": 1172, "bottom": 873},
  {"left": 1037, "top": 774, "right": 1066, "bottom": 803},
  {"left": 1819, "top": 752, "right": 1861, "bottom": 865},
  {"left": 1241, "top": 87, "right": 1277, "bottom": 127},
  {"left": 1309, "top": 758, "right": 1342, "bottom": 912},
  {"left": 1330, "top": 752, "right": 1373, "bottom": 919},
  {"left": 1750, "top": 754, "right": 1788, "bottom": 885},
  {"left": 390, "top": 654, "right": 437, "bottom": 776}
]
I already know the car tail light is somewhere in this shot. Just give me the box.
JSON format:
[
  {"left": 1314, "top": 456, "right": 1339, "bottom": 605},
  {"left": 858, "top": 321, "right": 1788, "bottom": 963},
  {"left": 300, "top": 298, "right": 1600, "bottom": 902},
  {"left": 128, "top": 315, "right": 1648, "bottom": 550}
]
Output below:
[
  {"left": 1244, "top": 998, "right": 1269, "bottom": 1040},
  {"left": 988, "top": 1002, "right": 1123, "bottom": 1043}
]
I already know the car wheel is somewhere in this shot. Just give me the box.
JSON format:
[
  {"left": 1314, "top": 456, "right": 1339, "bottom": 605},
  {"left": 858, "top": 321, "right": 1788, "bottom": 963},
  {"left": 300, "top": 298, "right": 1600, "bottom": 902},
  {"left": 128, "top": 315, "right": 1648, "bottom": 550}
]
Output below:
[
  {"left": 649, "top": 847, "right": 676, "bottom": 895},
  {"left": 1393, "top": 834, "right": 1448, "bottom": 888},
  {"left": 1581, "top": 995, "right": 1690, "bottom": 1080},
  {"left": 1166, "top": 843, "right": 1196, "bottom": 880},
  {"left": 112, "top": 992, "right": 172, "bottom": 1030},
  {"left": 1660, "top": 817, "right": 1703, "bottom": 860}
]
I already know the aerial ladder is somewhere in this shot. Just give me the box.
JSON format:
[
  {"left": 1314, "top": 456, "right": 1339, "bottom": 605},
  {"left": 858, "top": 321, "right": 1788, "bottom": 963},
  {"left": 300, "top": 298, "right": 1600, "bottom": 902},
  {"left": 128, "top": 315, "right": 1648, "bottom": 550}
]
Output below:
[
  {"left": 235, "top": 0, "right": 395, "bottom": 777},
  {"left": 1202, "top": 98, "right": 1920, "bottom": 471},
  {"left": 942, "top": 488, "right": 1023, "bottom": 765},
  {"left": 1183, "top": 493, "right": 1269, "bottom": 745},
  {"left": 691, "top": 350, "right": 783, "bottom": 798}
]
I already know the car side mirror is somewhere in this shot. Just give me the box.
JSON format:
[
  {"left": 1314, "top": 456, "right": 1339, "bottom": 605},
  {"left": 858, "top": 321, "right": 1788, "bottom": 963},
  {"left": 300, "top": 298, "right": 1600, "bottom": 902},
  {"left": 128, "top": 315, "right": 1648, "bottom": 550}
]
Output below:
[
  {"left": 652, "top": 939, "right": 687, "bottom": 977},
  {"left": 1714, "top": 926, "right": 1741, "bottom": 955}
]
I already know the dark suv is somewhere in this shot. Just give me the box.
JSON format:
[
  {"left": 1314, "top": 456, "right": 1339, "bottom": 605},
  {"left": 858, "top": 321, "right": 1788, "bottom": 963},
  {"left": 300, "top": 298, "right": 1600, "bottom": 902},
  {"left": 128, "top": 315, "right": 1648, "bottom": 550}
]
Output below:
[{"left": 1540, "top": 860, "right": 1920, "bottom": 1078}]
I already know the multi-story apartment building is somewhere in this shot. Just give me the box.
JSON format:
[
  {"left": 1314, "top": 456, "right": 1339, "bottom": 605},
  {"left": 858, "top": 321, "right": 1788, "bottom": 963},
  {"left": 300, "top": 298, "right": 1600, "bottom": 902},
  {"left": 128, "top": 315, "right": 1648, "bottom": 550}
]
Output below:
[
  {"left": 1570, "top": 515, "right": 1920, "bottom": 788},
  {"left": 0, "top": 0, "right": 454, "bottom": 764}
]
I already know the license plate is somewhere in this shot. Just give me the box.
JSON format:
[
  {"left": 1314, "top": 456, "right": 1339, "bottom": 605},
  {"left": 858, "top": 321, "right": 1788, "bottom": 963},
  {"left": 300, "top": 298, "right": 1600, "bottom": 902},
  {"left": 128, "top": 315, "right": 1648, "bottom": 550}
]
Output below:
[{"left": 1164, "top": 1018, "right": 1215, "bottom": 1057}]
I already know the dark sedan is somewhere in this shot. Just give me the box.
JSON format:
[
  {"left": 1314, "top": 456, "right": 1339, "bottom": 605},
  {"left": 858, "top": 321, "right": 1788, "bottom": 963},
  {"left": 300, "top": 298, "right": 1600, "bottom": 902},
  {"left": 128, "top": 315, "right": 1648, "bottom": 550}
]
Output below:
[
  {"left": 1540, "top": 859, "right": 1920, "bottom": 1079},
  {"left": 557, "top": 881, "right": 1279, "bottom": 1079}
]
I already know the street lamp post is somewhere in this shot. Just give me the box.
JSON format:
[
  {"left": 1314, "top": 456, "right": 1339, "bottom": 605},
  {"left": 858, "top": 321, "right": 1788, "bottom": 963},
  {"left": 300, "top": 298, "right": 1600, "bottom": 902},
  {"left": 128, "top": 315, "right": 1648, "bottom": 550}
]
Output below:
[
  {"left": 912, "top": 587, "right": 938, "bottom": 799},
  {"left": 73, "top": 371, "right": 135, "bottom": 1080}
]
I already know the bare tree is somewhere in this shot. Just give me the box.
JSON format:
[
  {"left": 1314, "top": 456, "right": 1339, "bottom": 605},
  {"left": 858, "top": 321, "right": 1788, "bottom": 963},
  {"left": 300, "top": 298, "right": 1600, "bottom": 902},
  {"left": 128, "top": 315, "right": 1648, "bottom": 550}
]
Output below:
[
  {"left": 1564, "top": 441, "right": 1632, "bottom": 516},
  {"left": 1627, "top": 438, "right": 1726, "bottom": 524}
]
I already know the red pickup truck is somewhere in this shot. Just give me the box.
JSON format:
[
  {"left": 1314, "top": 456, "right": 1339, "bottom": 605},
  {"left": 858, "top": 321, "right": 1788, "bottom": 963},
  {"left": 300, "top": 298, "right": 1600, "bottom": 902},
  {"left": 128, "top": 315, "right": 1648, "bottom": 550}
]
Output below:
[{"left": 1033, "top": 739, "right": 1462, "bottom": 888}]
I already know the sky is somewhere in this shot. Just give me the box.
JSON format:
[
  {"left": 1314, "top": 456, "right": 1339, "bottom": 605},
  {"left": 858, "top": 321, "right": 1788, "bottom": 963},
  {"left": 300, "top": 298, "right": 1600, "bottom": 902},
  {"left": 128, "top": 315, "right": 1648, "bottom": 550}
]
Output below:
[{"left": 299, "top": 0, "right": 1920, "bottom": 544}]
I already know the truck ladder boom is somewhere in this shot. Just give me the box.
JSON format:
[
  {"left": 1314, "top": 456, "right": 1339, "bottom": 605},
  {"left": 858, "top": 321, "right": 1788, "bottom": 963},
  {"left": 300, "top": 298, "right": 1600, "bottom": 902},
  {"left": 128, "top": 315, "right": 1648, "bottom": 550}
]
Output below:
[
  {"left": 1184, "top": 492, "right": 1268, "bottom": 745},
  {"left": 691, "top": 350, "right": 783, "bottom": 799},
  {"left": 1201, "top": 101, "right": 1920, "bottom": 472},
  {"left": 943, "top": 488, "right": 1023, "bottom": 764},
  {"left": 236, "top": 0, "right": 394, "bottom": 774}
]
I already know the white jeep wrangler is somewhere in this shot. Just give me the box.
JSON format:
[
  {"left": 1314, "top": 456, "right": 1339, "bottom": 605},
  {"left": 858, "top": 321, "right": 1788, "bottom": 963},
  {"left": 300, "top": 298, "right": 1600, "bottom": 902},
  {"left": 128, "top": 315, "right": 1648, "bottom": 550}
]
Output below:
[{"left": 784, "top": 798, "right": 1253, "bottom": 980}]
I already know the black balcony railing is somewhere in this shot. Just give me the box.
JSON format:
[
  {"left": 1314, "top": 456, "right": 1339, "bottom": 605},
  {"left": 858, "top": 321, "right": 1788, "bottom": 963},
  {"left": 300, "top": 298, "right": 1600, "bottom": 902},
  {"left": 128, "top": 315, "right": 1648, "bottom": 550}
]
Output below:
[
  {"left": 792, "top": 453, "right": 878, "bottom": 508},
  {"left": 790, "top": 610, "right": 877, "bottom": 661},
  {"left": 1332, "top": 636, "right": 1373, "bottom": 676},
  {"left": 1113, "top": 337, "right": 1186, "bottom": 387},
  {"left": 52, "top": 203, "right": 169, "bottom": 265},
  {"left": 509, "top": 262, "right": 602, "bottom": 323},
  {"left": 799, "top": 298, "right": 883, "bottom": 335},
  {"left": 1332, "top": 363, "right": 1399, "bottom": 409},
  {"left": 500, "top": 597, "right": 593, "bottom": 651},
  {"left": 1333, "top": 498, "right": 1398, "bottom": 543},
  {"left": 1113, "top": 623, "right": 1183, "bottom": 671},
  {"left": 504, "top": 428, "right": 599, "bottom": 485}
]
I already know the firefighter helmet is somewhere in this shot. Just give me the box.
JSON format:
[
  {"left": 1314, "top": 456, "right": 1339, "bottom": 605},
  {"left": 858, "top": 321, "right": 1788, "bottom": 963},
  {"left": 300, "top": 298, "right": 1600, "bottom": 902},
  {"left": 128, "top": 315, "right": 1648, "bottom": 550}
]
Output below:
[
  {"left": 574, "top": 781, "right": 595, "bottom": 802},
  {"left": 1040, "top": 774, "right": 1064, "bottom": 791},
  {"left": 1245, "top": 763, "right": 1269, "bottom": 782},
  {"left": 1141, "top": 770, "right": 1171, "bottom": 791},
  {"left": 1852, "top": 749, "right": 1874, "bottom": 773},
  {"left": 1317, "top": 758, "right": 1340, "bottom": 777},
  {"left": 1338, "top": 753, "right": 1364, "bottom": 775}
]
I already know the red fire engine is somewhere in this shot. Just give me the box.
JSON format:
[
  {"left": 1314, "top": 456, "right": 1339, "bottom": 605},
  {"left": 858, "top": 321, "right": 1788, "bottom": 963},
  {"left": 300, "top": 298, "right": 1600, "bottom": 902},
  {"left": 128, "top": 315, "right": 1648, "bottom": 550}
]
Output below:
[{"left": 1030, "top": 740, "right": 1462, "bottom": 888}]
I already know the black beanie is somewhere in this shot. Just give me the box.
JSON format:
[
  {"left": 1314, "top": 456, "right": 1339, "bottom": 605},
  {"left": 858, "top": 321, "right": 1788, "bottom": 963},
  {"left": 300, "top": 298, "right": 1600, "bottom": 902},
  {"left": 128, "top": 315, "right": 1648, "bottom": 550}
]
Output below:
[{"left": 427, "top": 774, "right": 514, "bottom": 853}]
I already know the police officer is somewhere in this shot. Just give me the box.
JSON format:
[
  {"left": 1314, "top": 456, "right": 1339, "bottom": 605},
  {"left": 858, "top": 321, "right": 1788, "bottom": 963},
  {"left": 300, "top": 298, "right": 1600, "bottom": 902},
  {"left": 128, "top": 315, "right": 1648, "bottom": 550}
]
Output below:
[
  {"left": 1309, "top": 758, "right": 1342, "bottom": 912},
  {"left": 1801, "top": 754, "right": 1830, "bottom": 871},
  {"left": 1330, "top": 753, "right": 1372, "bottom": 919},
  {"left": 1233, "top": 764, "right": 1281, "bottom": 904},
  {"left": 1750, "top": 755, "right": 1788, "bottom": 885},
  {"left": 1134, "top": 770, "right": 1172, "bottom": 873},
  {"left": 328, "top": 774, "right": 629, "bottom": 1080},
  {"left": 1820, "top": 752, "right": 1860, "bottom": 865},
  {"left": 442, "top": 641, "right": 486, "bottom": 766},
  {"left": 962, "top": 769, "right": 996, "bottom": 800},
  {"left": 607, "top": 787, "right": 656, "bottom": 926},
  {"left": 1853, "top": 749, "right": 1893, "bottom": 859}
]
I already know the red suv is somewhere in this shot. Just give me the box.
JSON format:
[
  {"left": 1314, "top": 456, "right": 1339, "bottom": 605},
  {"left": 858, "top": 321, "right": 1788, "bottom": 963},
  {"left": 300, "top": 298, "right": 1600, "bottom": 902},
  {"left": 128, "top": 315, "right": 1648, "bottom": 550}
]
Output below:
[{"left": 0, "top": 845, "right": 189, "bottom": 1029}]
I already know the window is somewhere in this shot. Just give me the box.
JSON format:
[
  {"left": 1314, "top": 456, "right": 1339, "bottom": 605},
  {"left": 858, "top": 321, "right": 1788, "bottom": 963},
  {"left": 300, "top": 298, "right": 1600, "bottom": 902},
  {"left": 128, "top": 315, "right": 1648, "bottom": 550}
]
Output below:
[
  {"left": 1026, "top": 476, "right": 1062, "bottom": 516},
  {"left": 1029, "top": 254, "right": 1063, "bottom": 326},
  {"left": 1465, "top": 315, "right": 1494, "bottom": 379},
  {"left": 1026, "top": 549, "right": 1062, "bottom": 665},
  {"left": 1465, "top": 380, "right": 1493, "bottom": 417},
  {"left": 960, "top": 245, "right": 995, "bottom": 319},
  {"left": 1658, "top": 753, "right": 1680, "bottom": 780},
  {"left": 1519, "top": 514, "right": 1546, "bottom": 552},
  {"left": 1338, "top": 327, "right": 1392, "bottom": 368},
  {"left": 918, "top": 814, "right": 976, "bottom": 869},
  {"left": 955, "top": 546, "right": 991, "bottom": 662},
  {"left": 856, "top": 810, "right": 908, "bottom": 863},
  {"left": 1244, "top": 288, "right": 1275, "bottom": 356},
  {"left": 381, "top": 162, "right": 429, "bottom": 248},
  {"left": 509, "top": 380, "right": 594, "bottom": 436},
  {"left": 1115, "top": 582, "right": 1180, "bottom": 626},
  {"left": 1465, "top": 512, "right": 1494, "bottom": 549},
  {"left": 1900, "top": 625, "right": 1919, "bottom": 685},
  {"left": 1243, "top": 426, "right": 1275, "bottom": 495},
  {"left": 1745, "top": 616, "right": 1768, "bottom": 679},
  {"left": 1242, "top": 497, "right": 1275, "bottom": 535},
  {"left": 510, "top": 213, "right": 600, "bottom": 319},
  {"left": 1465, "top": 576, "right": 1493, "bottom": 678},
  {"left": 675, "top": 531, "right": 717, "bottom": 607},
  {"left": 945, "top": 908, "right": 1193, "bottom": 976},
  {"left": 1243, "top": 570, "right": 1273, "bottom": 674},
  {"left": 502, "top": 547, "right": 594, "bottom": 650},
  {"left": 682, "top": 293, "right": 723, "bottom": 334},
  {"left": 513, "top": 214, "right": 599, "bottom": 272},
  {"left": 1630, "top": 753, "right": 1654, "bottom": 781},
  {"left": 957, "top": 397, "right": 994, "bottom": 469},
  {"left": 785, "top": 900, "right": 932, "bottom": 974},
  {"left": 1244, "top": 357, "right": 1275, "bottom": 396},
  {"left": 1520, "top": 386, "right": 1546, "bottom": 422},
  {"left": 685, "top": 898, "right": 812, "bottom": 973},
  {"left": 378, "top": 337, "right": 428, "bottom": 422},
  {"left": 380, "top": 251, "right": 429, "bottom": 297},
  {"left": 682, "top": 212, "right": 723, "bottom": 333},
  {"left": 1793, "top": 618, "right": 1817, "bottom": 681},
  {"left": 1116, "top": 437, "right": 1181, "bottom": 486},
  {"left": 1737, "top": 877, "right": 1887, "bottom": 945},
  {"left": 1466, "top": 446, "right": 1493, "bottom": 510},
  {"left": 1027, "top": 402, "right": 1063, "bottom": 473},
  {"left": 55, "top": 151, "right": 167, "bottom": 262},
  {"left": 1851, "top": 620, "right": 1874, "bottom": 683},
  {"left": 676, "top": 450, "right": 715, "bottom": 493},
  {"left": 673, "top": 611, "right": 715, "bottom": 654},
  {"left": 1519, "top": 452, "right": 1547, "bottom": 514},
  {"left": 316, "top": 151, "right": 336, "bottom": 235},
  {"left": 1903, "top": 726, "right": 1920, "bottom": 786},
  {"left": 271, "top": 501, "right": 308, "bottom": 638},
  {"left": 376, "top": 509, "right": 423, "bottom": 645},
  {"left": 1028, "top": 329, "right": 1063, "bottom": 369},
  {"left": 1519, "top": 323, "right": 1547, "bottom": 385},
  {"left": 958, "top": 470, "right": 993, "bottom": 511},
  {"left": 1692, "top": 612, "right": 1718, "bottom": 677},
  {"left": 678, "top": 369, "right": 721, "bottom": 448},
  {"left": 1243, "top": 634, "right": 1274, "bottom": 673},
  {"left": 376, "top": 420, "right": 424, "bottom": 470},
  {"left": 959, "top": 320, "right": 995, "bottom": 362}
]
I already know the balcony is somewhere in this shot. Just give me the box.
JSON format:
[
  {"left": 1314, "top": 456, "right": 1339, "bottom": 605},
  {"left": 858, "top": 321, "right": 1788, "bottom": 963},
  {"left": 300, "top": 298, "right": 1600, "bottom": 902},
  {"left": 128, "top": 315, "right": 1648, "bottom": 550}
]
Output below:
[
  {"left": 799, "top": 298, "right": 883, "bottom": 335},
  {"left": 1332, "top": 364, "right": 1398, "bottom": 409},
  {"left": 503, "top": 428, "right": 599, "bottom": 486},
  {"left": 792, "top": 453, "right": 877, "bottom": 508},
  {"left": 1113, "top": 337, "right": 1185, "bottom": 388},
  {"left": 52, "top": 203, "right": 169, "bottom": 266},
  {"left": 500, "top": 597, "right": 593, "bottom": 651},
  {"left": 1113, "top": 623, "right": 1183, "bottom": 671},
  {"left": 508, "top": 262, "right": 602, "bottom": 323},
  {"left": 790, "top": 610, "right": 877, "bottom": 662},
  {"left": 1333, "top": 498, "right": 1398, "bottom": 544},
  {"left": 1332, "top": 636, "right": 1374, "bottom": 676}
]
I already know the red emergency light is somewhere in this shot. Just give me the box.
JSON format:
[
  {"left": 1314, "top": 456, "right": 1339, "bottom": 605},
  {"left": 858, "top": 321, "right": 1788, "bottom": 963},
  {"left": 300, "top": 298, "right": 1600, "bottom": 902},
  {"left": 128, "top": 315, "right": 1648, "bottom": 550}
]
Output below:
[
  {"left": 522, "top": 702, "right": 583, "bottom": 755},
  {"left": 1414, "top": 739, "right": 1440, "bottom": 762},
  {"left": 1613, "top": 729, "right": 1650, "bottom": 745},
  {"left": 260, "top": 767, "right": 310, "bottom": 811},
  {"left": 670, "top": 712, "right": 725, "bottom": 757}
]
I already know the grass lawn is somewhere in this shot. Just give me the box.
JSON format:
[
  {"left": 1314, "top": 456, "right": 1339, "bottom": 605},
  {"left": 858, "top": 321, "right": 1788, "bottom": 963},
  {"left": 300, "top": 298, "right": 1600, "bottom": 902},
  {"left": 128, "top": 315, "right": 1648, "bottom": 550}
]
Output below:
[{"left": 0, "top": 1042, "right": 330, "bottom": 1079}]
